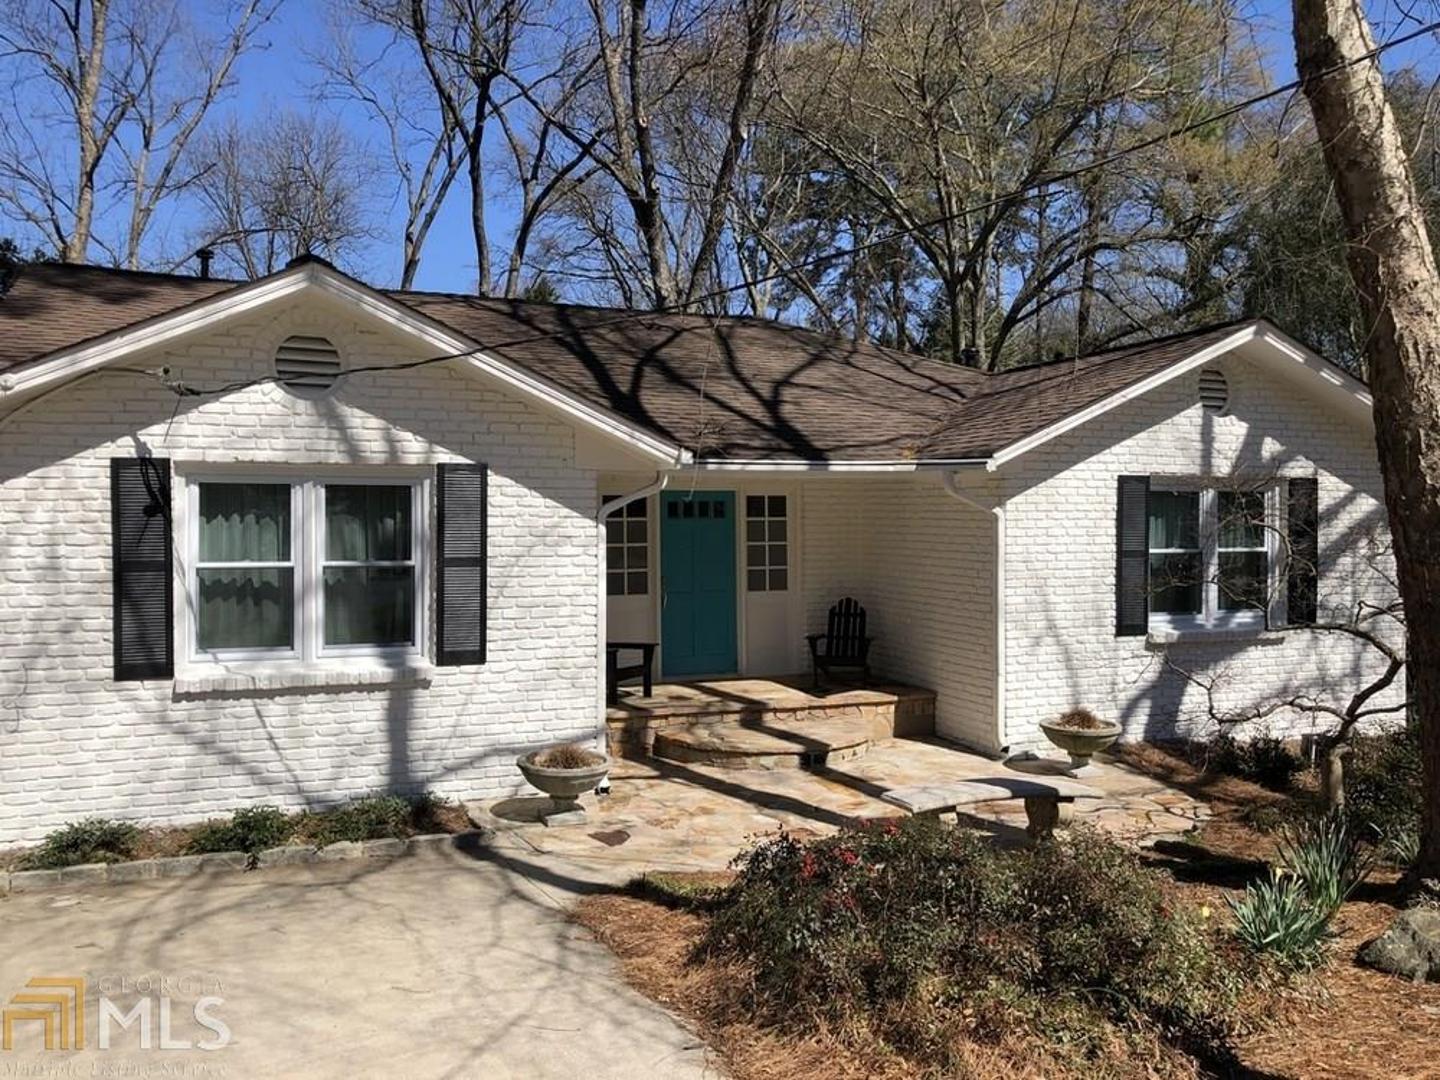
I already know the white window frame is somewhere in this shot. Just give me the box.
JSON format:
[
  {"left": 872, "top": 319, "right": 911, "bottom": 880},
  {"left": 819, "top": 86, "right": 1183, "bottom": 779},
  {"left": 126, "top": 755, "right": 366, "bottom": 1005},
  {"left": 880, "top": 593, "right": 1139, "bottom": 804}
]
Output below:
[
  {"left": 744, "top": 494, "right": 789, "bottom": 592},
  {"left": 603, "top": 494, "right": 650, "bottom": 597},
  {"left": 316, "top": 481, "right": 424, "bottom": 659},
  {"left": 178, "top": 469, "right": 429, "bottom": 668},
  {"left": 1147, "top": 482, "right": 1280, "bottom": 633}
]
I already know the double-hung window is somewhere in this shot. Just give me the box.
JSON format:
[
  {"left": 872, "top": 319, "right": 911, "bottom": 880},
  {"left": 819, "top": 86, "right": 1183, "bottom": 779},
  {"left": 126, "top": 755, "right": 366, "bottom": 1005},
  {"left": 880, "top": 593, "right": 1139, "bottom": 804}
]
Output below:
[
  {"left": 322, "top": 485, "right": 417, "bottom": 649},
  {"left": 189, "top": 477, "right": 423, "bottom": 663},
  {"left": 195, "top": 483, "right": 296, "bottom": 653},
  {"left": 1147, "top": 485, "right": 1273, "bottom": 630}
]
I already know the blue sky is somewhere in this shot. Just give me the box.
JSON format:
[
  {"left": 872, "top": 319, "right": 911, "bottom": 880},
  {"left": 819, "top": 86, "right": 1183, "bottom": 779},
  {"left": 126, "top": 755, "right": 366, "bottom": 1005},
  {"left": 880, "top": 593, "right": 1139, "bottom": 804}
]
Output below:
[
  {"left": 11, "top": 0, "right": 1438, "bottom": 294},
  {"left": 198, "top": 3, "right": 490, "bottom": 293}
]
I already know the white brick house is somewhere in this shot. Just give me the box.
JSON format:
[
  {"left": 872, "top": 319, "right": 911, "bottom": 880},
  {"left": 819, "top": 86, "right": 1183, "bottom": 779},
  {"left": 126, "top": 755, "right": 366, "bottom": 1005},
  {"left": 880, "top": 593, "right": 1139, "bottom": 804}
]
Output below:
[{"left": 0, "top": 258, "right": 1399, "bottom": 842}]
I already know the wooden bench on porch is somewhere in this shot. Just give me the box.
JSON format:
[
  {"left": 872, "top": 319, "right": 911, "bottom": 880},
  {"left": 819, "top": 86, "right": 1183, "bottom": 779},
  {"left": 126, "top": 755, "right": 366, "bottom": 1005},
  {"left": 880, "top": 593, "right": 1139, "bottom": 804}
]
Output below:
[
  {"left": 880, "top": 776, "right": 1104, "bottom": 840},
  {"left": 606, "top": 641, "right": 657, "bottom": 705}
]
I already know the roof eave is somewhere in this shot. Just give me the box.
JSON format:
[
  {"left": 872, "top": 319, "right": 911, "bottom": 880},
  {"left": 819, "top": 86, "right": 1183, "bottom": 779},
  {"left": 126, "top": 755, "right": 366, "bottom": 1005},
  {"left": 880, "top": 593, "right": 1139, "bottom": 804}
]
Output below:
[
  {"left": 0, "top": 261, "right": 691, "bottom": 469},
  {"left": 691, "top": 457, "right": 991, "bottom": 473},
  {"left": 981, "top": 322, "right": 1373, "bottom": 472}
]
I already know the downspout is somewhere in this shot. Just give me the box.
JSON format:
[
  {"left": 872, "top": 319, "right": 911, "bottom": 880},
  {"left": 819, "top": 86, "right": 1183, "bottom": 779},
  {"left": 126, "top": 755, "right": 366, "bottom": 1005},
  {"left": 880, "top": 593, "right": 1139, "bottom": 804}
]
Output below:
[
  {"left": 596, "top": 473, "right": 670, "bottom": 763},
  {"left": 941, "top": 471, "right": 1008, "bottom": 757}
]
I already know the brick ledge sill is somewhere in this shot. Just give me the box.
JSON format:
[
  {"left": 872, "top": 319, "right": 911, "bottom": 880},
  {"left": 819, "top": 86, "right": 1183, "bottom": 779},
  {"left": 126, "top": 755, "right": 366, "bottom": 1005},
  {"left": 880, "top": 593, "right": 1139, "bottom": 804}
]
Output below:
[
  {"left": 1146, "top": 628, "right": 1286, "bottom": 646},
  {"left": 173, "top": 663, "right": 435, "bottom": 696}
]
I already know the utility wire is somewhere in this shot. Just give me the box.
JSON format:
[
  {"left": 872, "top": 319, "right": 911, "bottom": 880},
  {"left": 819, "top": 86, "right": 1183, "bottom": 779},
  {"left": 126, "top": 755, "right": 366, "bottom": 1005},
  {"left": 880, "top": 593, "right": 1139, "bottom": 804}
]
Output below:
[{"left": 121, "top": 16, "right": 1440, "bottom": 401}]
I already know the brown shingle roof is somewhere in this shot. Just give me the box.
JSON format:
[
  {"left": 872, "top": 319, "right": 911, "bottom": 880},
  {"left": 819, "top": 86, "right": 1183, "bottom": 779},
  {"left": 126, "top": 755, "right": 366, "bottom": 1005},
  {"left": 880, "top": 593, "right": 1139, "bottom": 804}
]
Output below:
[
  {"left": 0, "top": 263, "right": 237, "bottom": 371},
  {"left": 0, "top": 262, "right": 1260, "bottom": 462},
  {"left": 391, "top": 291, "right": 989, "bottom": 460},
  {"left": 913, "top": 323, "right": 1251, "bottom": 459}
]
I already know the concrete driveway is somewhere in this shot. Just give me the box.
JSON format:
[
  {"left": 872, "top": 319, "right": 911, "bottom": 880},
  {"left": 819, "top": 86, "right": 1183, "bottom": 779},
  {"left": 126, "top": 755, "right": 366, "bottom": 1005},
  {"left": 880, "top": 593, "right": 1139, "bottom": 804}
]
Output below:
[{"left": 0, "top": 839, "right": 718, "bottom": 1079}]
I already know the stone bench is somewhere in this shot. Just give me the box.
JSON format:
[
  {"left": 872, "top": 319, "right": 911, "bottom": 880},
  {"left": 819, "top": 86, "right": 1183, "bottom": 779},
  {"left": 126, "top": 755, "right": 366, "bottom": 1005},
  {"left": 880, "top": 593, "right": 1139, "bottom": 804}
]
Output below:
[{"left": 879, "top": 776, "right": 1104, "bottom": 840}]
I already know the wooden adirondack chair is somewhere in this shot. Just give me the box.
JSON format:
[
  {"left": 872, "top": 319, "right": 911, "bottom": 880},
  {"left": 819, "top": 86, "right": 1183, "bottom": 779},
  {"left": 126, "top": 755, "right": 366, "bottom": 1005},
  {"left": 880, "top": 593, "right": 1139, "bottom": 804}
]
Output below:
[{"left": 806, "top": 597, "right": 874, "bottom": 689}]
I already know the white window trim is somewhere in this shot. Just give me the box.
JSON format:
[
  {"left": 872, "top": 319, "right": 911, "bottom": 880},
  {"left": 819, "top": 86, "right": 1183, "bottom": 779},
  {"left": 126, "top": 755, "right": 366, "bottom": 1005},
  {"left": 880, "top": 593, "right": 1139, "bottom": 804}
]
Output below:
[
  {"left": 176, "top": 468, "right": 430, "bottom": 670},
  {"left": 1147, "top": 482, "right": 1281, "bottom": 634},
  {"left": 744, "top": 493, "right": 789, "bottom": 593},
  {"left": 604, "top": 494, "right": 650, "bottom": 597}
]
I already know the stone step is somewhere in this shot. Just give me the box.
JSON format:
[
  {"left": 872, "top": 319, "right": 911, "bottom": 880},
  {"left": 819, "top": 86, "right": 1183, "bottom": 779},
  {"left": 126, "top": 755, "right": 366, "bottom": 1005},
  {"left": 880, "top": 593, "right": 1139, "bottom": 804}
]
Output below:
[
  {"left": 606, "top": 677, "right": 935, "bottom": 760},
  {"left": 651, "top": 715, "right": 877, "bottom": 771}
]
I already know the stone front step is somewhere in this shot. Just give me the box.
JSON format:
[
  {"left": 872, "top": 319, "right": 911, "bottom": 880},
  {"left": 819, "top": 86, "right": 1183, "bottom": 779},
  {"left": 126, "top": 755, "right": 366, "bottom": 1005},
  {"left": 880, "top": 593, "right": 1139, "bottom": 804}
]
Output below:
[
  {"left": 651, "top": 714, "right": 877, "bottom": 770},
  {"left": 606, "top": 676, "right": 935, "bottom": 760}
]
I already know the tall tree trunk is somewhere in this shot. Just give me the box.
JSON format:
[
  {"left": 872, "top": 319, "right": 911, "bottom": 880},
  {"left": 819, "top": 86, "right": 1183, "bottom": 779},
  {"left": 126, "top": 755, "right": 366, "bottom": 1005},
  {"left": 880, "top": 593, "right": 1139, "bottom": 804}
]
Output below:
[
  {"left": 1293, "top": 0, "right": 1440, "bottom": 879},
  {"left": 63, "top": 0, "right": 112, "bottom": 263},
  {"left": 468, "top": 150, "right": 491, "bottom": 296}
]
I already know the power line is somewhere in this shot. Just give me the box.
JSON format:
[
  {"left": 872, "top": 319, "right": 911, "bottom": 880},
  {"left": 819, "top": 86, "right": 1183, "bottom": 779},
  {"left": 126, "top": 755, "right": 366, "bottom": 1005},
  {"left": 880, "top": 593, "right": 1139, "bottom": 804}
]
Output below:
[{"left": 128, "top": 15, "right": 1440, "bottom": 400}]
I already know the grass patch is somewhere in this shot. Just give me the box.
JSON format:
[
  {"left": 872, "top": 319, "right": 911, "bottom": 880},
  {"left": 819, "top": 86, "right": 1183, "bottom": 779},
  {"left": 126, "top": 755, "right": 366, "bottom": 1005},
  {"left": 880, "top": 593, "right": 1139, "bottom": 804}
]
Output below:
[{"left": 631, "top": 870, "right": 732, "bottom": 911}]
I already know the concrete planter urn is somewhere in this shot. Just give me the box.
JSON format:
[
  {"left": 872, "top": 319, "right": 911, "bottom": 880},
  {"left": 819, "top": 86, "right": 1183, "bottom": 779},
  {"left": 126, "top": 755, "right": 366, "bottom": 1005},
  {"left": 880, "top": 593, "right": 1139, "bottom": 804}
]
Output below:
[
  {"left": 1039, "top": 710, "right": 1121, "bottom": 774},
  {"left": 516, "top": 746, "right": 611, "bottom": 826}
]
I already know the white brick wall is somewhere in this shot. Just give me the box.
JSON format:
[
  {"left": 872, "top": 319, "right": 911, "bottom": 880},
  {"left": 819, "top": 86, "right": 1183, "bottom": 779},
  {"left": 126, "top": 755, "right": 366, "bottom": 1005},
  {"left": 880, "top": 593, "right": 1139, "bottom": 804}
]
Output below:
[
  {"left": 999, "top": 353, "right": 1400, "bottom": 755},
  {"left": 800, "top": 478, "right": 999, "bottom": 749},
  {"left": 0, "top": 295, "right": 601, "bottom": 844}
]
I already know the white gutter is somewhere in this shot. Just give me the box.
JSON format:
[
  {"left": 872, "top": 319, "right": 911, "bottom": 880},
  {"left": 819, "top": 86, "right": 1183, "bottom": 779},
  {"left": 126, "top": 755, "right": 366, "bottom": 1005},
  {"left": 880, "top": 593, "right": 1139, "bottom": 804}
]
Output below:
[
  {"left": 941, "top": 471, "right": 1008, "bottom": 756},
  {"left": 595, "top": 474, "right": 670, "bottom": 763},
  {"left": 695, "top": 458, "right": 990, "bottom": 473}
]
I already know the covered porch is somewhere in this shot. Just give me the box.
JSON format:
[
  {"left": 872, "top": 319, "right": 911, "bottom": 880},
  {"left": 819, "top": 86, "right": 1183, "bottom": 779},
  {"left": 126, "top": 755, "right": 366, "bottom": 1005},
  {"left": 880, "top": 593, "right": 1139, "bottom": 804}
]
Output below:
[{"left": 599, "top": 469, "right": 1005, "bottom": 753}]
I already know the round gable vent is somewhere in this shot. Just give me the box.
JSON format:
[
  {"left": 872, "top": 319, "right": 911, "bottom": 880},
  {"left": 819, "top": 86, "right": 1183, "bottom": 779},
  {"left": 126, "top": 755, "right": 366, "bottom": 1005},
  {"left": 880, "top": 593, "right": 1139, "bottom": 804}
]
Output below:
[
  {"left": 275, "top": 334, "right": 341, "bottom": 395},
  {"left": 1198, "top": 368, "right": 1229, "bottom": 414}
]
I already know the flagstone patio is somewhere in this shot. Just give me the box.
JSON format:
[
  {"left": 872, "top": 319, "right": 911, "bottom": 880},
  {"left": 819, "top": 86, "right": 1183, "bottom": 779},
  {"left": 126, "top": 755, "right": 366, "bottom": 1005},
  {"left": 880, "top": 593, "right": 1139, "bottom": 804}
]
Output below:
[{"left": 468, "top": 737, "right": 1211, "bottom": 885}]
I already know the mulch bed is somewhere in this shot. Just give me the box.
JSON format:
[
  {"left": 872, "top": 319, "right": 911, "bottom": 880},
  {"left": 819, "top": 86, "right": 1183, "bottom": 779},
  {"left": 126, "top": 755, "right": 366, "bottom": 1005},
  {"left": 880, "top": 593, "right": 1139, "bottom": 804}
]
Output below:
[
  {"left": 573, "top": 892, "right": 1058, "bottom": 1080},
  {"left": 1119, "top": 742, "right": 1440, "bottom": 1078},
  {"left": 573, "top": 745, "right": 1440, "bottom": 1080},
  {"left": 1235, "top": 899, "right": 1440, "bottom": 1079}
]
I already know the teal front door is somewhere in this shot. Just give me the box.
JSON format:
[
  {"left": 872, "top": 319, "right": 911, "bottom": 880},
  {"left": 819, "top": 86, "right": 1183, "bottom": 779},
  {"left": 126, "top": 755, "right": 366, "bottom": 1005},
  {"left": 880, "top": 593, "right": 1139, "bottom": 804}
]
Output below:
[{"left": 660, "top": 491, "right": 737, "bottom": 676}]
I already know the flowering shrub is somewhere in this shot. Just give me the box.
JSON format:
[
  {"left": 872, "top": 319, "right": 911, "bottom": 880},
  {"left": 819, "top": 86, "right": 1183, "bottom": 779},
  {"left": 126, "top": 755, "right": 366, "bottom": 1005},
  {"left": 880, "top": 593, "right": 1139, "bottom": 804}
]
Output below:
[{"left": 703, "top": 819, "right": 1240, "bottom": 1061}]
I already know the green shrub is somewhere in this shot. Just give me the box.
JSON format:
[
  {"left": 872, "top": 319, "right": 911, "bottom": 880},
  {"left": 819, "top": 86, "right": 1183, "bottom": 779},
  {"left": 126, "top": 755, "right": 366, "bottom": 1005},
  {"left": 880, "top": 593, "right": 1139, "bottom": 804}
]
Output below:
[
  {"left": 21, "top": 819, "right": 142, "bottom": 869},
  {"left": 1247, "top": 737, "right": 1302, "bottom": 790},
  {"left": 301, "top": 793, "right": 447, "bottom": 845},
  {"left": 1346, "top": 727, "right": 1422, "bottom": 857},
  {"left": 1206, "top": 733, "right": 1300, "bottom": 790},
  {"left": 1228, "top": 871, "right": 1330, "bottom": 971},
  {"left": 704, "top": 819, "right": 1238, "bottom": 1058},
  {"left": 1275, "top": 811, "right": 1375, "bottom": 919},
  {"left": 186, "top": 806, "right": 293, "bottom": 855}
]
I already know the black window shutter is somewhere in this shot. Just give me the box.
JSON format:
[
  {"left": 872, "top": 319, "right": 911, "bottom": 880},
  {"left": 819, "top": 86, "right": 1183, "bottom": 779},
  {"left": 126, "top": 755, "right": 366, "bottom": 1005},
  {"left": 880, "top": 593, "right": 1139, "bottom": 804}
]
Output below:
[
  {"left": 1287, "top": 477, "right": 1319, "bottom": 625},
  {"left": 436, "top": 463, "right": 488, "bottom": 665},
  {"left": 1115, "top": 475, "right": 1151, "bottom": 637},
  {"left": 111, "top": 457, "right": 173, "bottom": 681}
]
